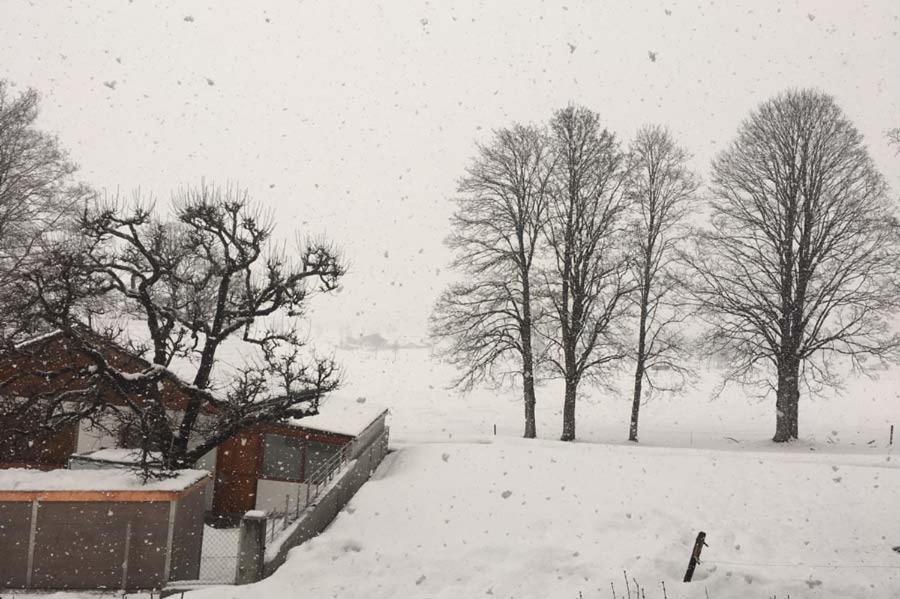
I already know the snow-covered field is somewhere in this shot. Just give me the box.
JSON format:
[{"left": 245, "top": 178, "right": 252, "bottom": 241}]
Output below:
[
  {"left": 177, "top": 347, "right": 900, "bottom": 599},
  {"left": 185, "top": 438, "right": 900, "bottom": 599}
]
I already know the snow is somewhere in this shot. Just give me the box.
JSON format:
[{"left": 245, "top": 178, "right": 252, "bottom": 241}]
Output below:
[
  {"left": 175, "top": 347, "right": 900, "bottom": 599},
  {"left": 0, "top": 467, "right": 208, "bottom": 492},
  {"left": 70, "top": 448, "right": 148, "bottom": 464},
  {"left": 185, "top": 439, "right": 900, "bottom": 599},
  {"left": 290, "top": 394, "right": 388, "bottom": 437},
  {"left": 13, "top": 328, "right": 64, "bottom": 349}
]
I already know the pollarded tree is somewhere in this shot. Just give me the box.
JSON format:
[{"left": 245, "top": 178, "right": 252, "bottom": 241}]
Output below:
[
  {"left": 7, "top": 183, "right": 345, "bottom": 470},
  {"left": 686, "top": 89, "right": 900, "bottom": 442},
  {"left": 543, "top": 106, "right": 633, "bottom": 442},
  {"left": 431, "top": 125, "right": 553, "bottom": 438},
  {"left": 625, "top": 125, "right": 699, "bottom": 442}
]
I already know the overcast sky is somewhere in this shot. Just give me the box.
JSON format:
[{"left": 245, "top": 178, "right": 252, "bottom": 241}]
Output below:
[{"left": 2, "top": 0, "right": 898, "bottom": 343}]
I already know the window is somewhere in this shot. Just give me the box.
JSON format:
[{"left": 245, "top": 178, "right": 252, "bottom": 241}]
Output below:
[
  {"left": 305, "top": 440, "right": 341, "bottom": 476},
  {"left": 262, "top": 434, "right": 304, "bottom": 481}
]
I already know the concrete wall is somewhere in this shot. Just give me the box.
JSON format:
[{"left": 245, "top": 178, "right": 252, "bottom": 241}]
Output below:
[
  {"left": 75, "top": 414, "right": 123, "bottom": 453},
  {"left": 263, "top": 427, "right": 390, "bottom": 576},
  {"left": 255, "top": 478, "right": 308, "bottom": 514},
  {"left": 194, "top": 448, "right": 217, "bottom": 511}
]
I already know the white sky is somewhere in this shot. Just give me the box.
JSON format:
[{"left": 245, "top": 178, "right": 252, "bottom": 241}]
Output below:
[{"left": 1, "top": 0, "right": 898, "bottom": 342}]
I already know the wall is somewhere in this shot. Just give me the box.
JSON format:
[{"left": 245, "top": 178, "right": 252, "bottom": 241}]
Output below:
[
  {"left": 75, "top": 414, "right": 122, "bottom": 453},
  {"left": 194, "top": 448, "right": 218, "bottom": 511},
  {"left": 213, "top": 432, "right": 262, "bottom": 515},
  {"left": 255, "top": 479, "right": 308, "bottom": 514},
  {"left": 262, "top": 427, "right": 390, "bottom": 576},
  {"left": 0, "top": 480, "right": 208, "bottom": 590},
  {"left": 170, "top": 483, "right": 207, "bottom": 581}
]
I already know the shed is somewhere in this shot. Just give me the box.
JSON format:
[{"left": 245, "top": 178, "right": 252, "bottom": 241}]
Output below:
[
  {"left": 0, "top": 468, "right": 209, "bottom": 590},
  {"left": 213, "top": 396, "right": 389, "bottom": 516}
]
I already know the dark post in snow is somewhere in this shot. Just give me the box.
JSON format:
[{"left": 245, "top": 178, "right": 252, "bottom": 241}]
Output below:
[
  {"left": 683, "top": 531, "right": 707, "bottom": 582},
  {"left": 890, "top": 425, "right": 894, "bottom": 446}
]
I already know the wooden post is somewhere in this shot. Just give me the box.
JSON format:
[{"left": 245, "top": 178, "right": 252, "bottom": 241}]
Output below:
[
  {"left": 493, "top": 424, "right": 497, "bottom": 436},
  {"left": 890, "top": 425, "right": 894, "bottom": 446},
  {"left": 683, "top": 531, "right": 707, "bottom": 582}
]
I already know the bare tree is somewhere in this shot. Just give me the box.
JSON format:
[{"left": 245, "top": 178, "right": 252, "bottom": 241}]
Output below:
[
  {"left": 543, "top": 106, "right": 633, "bottom": 442},
  {"left": 7, "top": 183, "right": 345, "bottom": 469},
  {"left": 0, "top": 80, "right": 88, "bottom": 339},
  {"left": 431, "top": 125, "right": 552, "bottom": 438},
  {"left": 888, "top": 128, "right": 900, "bottom": 151},
  {"left": 625, "top": 125, "right": 699, "bottom": 442},
  {"left": 685, "top": 89, "right": 900, "bottom": 442}
]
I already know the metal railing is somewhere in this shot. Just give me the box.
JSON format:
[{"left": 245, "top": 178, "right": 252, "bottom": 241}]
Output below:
[{"left": 265, "top": 438, "right": 356, "bottom": 543}]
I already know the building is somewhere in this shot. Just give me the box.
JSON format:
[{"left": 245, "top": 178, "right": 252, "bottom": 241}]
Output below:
[{"left": 0, "top": 330, "right": 388, "bottom": 517}]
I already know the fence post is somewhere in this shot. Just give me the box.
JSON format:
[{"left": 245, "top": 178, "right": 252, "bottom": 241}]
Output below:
[
  {"left": 235, "top": 511, "right": 267, "bottom": 585},
  {"left": 25, "top": 499, "right": 39, "bottom": 587},
  {"left": 891, "top": 425, "right": 894, "bottom": 446},
  {"left": 683, "top": 531, "right": 707, "bottom": 582}
]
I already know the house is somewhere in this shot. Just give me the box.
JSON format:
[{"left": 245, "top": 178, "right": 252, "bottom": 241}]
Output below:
[{"left": 0, "top": 330, "right": 388, "bottom": 518}]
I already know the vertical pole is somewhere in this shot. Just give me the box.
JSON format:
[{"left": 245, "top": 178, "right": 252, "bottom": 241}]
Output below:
[
  {"left": 890, "top": 425, "right": 894, "bottom": 446},
  {"left": 162, "top": 500, "right": 177, "bottom": 581},
  {"left": 683, "top": 531, "right": 707, "bottom": 582},
  {"left": 25, "top": 499, "right": 39, "bottom": 587},
  {"left": 235, "top": 511, "right": 267, "bottom": 585},
  {"left": 493, "top": 424, "right": 497, "bottom": 436},
  {"left": 121, "top": 520, "right": 133, "bottom": 589}
]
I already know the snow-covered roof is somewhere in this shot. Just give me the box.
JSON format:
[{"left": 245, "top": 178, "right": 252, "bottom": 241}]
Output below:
[
  {"left": 291, "top": 394, "right": 388, "bottom": 437},
  {"left": 12, "top": 328, "right": 65, "bottom": 350},
  {"left": 71, "top": 448, "right": 149, "bottom": 464},
  {"left": 0, "top": 467, "right": 209, "bottom": 492}
]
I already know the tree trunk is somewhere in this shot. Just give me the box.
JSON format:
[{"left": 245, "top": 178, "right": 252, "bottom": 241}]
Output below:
[
  {"left": 523, "top": 370, "right": 537, "bottom": 439},
  {"left": 788, "top": 372, "right": 800, "bottom": 439},
  {"left": 520, "top": 278, "right": 537, "bottom": 439},
  {"left": 629, "top": 293, "right": 650, "bottom": 442},
  {"left": 561, "top": 376, "right": 577, "bottom": 441},
  {"left": 629, "top": 362, "right": 644, "bottom": 442},
  {"left": 773, "top": 360, "right": 800, "bottom": 442}
]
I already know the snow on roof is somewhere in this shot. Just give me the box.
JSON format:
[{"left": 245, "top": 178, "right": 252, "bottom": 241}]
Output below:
[
  {"left": 290, "top": 394, "right": 388, "bottom": 437},
  {"left": 0, "top": 467, "right": 209, "bottom": 492},
  {"left": 72, "top": 448, "right": 150, "bottom": 464},
  {"left": 13, "top": 328, "right": 64, "bottom": 350}
]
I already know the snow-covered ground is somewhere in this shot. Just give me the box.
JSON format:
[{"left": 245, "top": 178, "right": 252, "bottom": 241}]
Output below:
[
  {"left": 178, "top": 347, "right": 900, "bottom": 599},
  {"left": 185, "top": 438, "right": 899, "bottom": 599},
  {"left": 335, "top": 347, "right": 900, "bottom": 452}
]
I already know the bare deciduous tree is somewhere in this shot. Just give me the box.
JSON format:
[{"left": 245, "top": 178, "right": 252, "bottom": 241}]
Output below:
[
  {"left": 6, "top": 183, "right": 345, "bottom": 470},
  {"left": 0, "top": 80, "right": 88, "bottom": 339},
  {"left": 543, "top": 106, "right": 633, "bottom": 442},
  {"left": 431, "top": 125, "right": 552, "bottom": 438},
  {"left": 685, "top": 89, "right": 900, "bottom": 442},
  {"left": 625, "top": 125, "right": 699, "bottom": 442}
]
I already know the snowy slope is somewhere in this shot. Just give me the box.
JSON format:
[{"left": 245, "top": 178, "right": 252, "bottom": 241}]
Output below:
[{"left": 186, "top": 439, "right": 900, "bottom": 599}]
